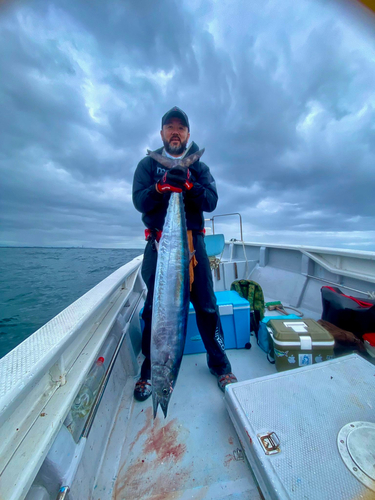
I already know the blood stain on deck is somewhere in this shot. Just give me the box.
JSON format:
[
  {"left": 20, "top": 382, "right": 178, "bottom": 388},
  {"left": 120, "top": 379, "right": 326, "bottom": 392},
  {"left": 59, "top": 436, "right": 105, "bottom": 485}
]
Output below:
[
  {"left": 143, "top": 416, "right": 186, "bottom": 461},
  {"left": 114, "top": 407, "right": 191, "bottom": 500}
]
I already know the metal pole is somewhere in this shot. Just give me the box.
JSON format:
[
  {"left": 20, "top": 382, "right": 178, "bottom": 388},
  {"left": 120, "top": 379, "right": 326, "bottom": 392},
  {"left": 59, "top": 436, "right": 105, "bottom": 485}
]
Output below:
[
  {"left": 56, "top": 486, "right": 69, "bottom": 500},
  {"left": 306, "top": 275, "right": 374, "bottom": 297},
  {"left": 211, "top": 213, "right": 243, "bottom": 241}
]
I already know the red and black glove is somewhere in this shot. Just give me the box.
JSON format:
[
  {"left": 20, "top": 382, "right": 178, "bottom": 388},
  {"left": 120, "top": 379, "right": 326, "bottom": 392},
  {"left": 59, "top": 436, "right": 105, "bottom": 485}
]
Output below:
[{"left": 156, "top": 166, "right": 194, "bottom": 194}]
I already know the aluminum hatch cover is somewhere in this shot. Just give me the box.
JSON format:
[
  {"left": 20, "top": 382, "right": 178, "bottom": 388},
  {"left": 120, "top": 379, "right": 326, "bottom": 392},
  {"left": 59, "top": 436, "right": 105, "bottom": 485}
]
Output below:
[
  {"left": 225, "top": 354, "right": 375, "bottom": 500},
  {"left": 338, "top": 421, "right": 375, "bottom": 492}
]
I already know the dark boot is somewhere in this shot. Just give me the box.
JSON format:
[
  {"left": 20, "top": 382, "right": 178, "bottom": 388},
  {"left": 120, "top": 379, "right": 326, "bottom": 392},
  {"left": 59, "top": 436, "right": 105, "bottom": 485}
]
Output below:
[{"left": 134, "top": 378, "right": 152, "bottom": 401}]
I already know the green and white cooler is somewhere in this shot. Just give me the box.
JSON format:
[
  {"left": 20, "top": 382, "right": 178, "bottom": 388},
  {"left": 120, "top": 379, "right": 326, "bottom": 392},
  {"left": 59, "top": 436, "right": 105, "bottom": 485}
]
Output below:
[{"left": 268, "top": 318, "right": 334, "bottom": 371}]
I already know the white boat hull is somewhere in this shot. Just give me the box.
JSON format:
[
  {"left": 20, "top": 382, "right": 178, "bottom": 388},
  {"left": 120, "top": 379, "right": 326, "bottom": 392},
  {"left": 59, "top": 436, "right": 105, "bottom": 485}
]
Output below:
[{"left": 1, "top": 242, "right": 374, "bottom": 499}]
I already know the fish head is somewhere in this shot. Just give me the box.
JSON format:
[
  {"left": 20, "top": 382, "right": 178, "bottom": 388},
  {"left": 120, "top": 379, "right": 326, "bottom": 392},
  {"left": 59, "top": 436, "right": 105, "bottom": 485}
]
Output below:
[{"left": 152, "top": 363, "right": 176, "bottom": 419}]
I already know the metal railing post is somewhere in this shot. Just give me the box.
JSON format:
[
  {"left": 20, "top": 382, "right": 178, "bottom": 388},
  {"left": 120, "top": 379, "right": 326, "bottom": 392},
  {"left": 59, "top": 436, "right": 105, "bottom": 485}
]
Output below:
[{"left": 211, "top": 213, "right": 243, "bottom": 240}]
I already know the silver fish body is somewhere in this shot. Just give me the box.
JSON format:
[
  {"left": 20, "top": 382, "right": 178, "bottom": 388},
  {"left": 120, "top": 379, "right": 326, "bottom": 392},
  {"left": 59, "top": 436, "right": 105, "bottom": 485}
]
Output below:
[
  {"left": 151, "top": 191, "right": 190, "bottom": 418},
  {"left": 147, "top": 149, "right": 205, "bottom": 418}
]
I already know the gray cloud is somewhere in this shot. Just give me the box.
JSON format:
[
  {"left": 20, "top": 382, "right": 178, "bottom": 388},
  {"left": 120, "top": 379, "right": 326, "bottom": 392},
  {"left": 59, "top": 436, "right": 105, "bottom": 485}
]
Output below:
[{"left": 0, "top": 0, "right": 374, "bottom": 250}]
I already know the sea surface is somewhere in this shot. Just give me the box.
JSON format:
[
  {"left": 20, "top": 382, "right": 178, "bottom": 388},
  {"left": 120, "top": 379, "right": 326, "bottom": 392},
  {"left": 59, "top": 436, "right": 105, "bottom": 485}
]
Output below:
[{"left": 0, "top": 247, "right": 143, "bottom": 359}]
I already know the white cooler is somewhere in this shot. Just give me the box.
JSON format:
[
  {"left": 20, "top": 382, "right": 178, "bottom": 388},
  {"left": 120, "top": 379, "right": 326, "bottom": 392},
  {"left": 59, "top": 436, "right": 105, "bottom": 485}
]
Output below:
[{"left": 225, "top": 354, "right": 375, "bottom": 500}]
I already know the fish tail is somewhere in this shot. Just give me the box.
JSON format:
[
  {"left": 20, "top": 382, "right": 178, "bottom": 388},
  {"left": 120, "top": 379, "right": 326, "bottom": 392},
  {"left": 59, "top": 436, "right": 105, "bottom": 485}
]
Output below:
[
  {"left": 147, "top": 150, "right": 175, "bottom": 169},
  {"left": 179, "top": 149, "right": 205, "bottom": 167}
]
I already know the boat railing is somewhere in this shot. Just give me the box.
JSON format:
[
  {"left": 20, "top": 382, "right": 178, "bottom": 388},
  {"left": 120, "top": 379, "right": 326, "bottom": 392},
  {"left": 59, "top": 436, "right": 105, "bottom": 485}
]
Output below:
[
  {"left": 220, "top": 241, "right": 375, "bottom": 299},
  {"left": 205, "top": 212, "right": 243, "bottom": 241},
  {"left": 202, "top": 223, "right": 375, "bottom": 295},
  {"left": 205, "top": 213, "right": 249, "bottom": 279},
  {"left": 0, "top": 255, "right": 144, "bottom": 500}
]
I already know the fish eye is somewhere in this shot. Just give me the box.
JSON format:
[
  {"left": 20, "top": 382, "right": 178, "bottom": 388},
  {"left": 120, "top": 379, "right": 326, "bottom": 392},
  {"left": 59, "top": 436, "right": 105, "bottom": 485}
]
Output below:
[{"left": 162, "top": 388, "right": 169, "bottom": 395}]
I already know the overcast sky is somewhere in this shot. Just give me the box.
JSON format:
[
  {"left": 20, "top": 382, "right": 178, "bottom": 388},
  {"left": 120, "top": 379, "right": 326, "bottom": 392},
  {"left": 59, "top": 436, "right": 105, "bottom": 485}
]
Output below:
[{"left": 1, "top": 0, "right": 374, "bottom": 250}]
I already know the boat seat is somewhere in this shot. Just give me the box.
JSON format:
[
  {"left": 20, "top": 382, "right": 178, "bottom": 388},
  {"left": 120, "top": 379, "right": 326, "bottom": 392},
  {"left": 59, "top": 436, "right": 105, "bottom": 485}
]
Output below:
[{"left": 204, "top": 233, "right": 225, "bottom": 257}]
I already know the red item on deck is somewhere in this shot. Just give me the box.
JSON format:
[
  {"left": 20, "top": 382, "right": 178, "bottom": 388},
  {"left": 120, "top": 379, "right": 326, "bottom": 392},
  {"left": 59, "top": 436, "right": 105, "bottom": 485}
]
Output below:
[{"left": 363, "top": 333, "right": 375, "bottom": 346}]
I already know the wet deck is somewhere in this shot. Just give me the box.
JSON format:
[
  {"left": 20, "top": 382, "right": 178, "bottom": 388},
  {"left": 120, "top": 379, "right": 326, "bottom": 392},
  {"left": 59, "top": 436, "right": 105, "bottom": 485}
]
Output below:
[
  {"left": 91, "top": 300, "right": 324, "bottom": 500},
  {"left": 92, "top": 342, "right": 276, "bottom": 500}
]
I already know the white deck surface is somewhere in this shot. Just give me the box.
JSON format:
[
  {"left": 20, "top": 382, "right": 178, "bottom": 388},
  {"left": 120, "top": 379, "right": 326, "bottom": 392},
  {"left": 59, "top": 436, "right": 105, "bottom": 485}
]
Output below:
[
  {"left": 91, "top": 304, "right": 325, "bottom": 500},
  {"left": 90, "top": 299, "right": 374, "bottom": 500},
  {"left": 92, "top": 341, "right": 277, "bottom": 500}
]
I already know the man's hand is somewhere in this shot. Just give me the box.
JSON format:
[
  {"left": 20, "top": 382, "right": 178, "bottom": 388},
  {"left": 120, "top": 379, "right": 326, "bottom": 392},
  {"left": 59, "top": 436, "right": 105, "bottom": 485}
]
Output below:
[{"left": 156, "top": 167, "right": 194, "bottom": 194}]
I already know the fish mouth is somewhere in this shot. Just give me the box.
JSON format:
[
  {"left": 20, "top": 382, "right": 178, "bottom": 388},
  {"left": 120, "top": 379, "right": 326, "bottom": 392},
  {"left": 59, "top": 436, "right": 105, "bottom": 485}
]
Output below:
[
  {"left": 152, "top": 392, "right": 171, "bottom": 419},
  {"left": 152, "top": 365, "right": 174, "bottom": 419},
  {"left": 152, "top": 387, "right": 173, "bottom": 419}
]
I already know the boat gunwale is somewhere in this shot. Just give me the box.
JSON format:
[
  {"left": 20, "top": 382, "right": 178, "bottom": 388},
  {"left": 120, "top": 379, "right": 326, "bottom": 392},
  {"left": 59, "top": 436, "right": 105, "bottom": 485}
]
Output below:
[
  {"left": 229, "top": 240, "right": 375, "bottom": 260},
  {"left": 0, "top": 256, "right": 143, "bottom": 411},
  {"left": 0, "top": 255, "right": 145, "bottom": 499}
]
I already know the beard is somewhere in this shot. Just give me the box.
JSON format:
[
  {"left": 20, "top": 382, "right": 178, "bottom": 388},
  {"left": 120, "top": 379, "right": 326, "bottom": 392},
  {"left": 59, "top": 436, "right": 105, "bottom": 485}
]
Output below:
[{"left": 163, "top": 137, "right": 188, "bottom": 156}]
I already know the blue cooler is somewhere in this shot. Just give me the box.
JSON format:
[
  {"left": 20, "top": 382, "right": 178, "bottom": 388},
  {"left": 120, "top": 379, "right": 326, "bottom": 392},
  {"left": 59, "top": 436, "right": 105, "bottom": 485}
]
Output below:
[
  {"left": 184, "top": 290, "right": 251, "bottom": 354},
  {"left": 139, "top": 291, "right": 251, "bottom": 355}
]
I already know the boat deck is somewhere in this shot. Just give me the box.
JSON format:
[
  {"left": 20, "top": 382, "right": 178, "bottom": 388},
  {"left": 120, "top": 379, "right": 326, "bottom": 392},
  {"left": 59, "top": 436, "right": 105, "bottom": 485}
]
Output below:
[
  {"left": 2, "top": 244, "right": 374, "bottom": 499},
  {"left": 92, "top": 301, "right": 322, "bottom": 500},
  {"left": 93, "top": 345, "right": 274, "bottom": 500}
]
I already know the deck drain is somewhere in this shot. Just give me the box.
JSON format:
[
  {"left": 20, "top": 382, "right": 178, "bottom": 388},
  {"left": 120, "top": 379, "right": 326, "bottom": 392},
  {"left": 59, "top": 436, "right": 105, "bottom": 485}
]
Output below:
[{"left": 337, "top": 421, "right": 375, "bottom": 493}]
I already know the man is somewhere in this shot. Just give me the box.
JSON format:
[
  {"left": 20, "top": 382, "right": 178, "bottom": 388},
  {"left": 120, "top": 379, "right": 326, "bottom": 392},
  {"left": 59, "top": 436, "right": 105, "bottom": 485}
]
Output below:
[{"left": 132, "top": 106, "right": 237, "bottom": 402}]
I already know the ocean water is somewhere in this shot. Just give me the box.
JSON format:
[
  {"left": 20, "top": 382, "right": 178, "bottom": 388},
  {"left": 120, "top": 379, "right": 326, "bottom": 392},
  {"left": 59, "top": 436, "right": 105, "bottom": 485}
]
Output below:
[{"left": 0, "top": 247, "right": 143, "bottom": 359}]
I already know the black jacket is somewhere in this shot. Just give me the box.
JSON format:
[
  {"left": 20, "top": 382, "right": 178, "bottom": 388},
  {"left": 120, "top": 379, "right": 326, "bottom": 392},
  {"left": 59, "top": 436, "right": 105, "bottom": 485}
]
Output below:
[{"left": 132, "top": 142, "right": 218, "bottom": 231}]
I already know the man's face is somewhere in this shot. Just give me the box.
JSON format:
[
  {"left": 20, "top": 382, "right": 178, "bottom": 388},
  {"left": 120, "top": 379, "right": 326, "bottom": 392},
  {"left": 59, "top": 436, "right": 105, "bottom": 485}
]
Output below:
[{"left": 160, "top": 117, "right": 190, "bottom": 156}]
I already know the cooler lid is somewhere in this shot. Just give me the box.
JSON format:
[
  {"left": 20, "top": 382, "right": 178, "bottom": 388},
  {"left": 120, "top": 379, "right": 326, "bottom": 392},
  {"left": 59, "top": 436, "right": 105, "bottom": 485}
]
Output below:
[
  {"left": 188, "top": 290, "right": 249, "bottom": 313},
  {"left": 269, "top": 318, "right": 334, "bottom": 343},
  {"left": 215, "top": 290, "right": 250, "bottom": 307}
]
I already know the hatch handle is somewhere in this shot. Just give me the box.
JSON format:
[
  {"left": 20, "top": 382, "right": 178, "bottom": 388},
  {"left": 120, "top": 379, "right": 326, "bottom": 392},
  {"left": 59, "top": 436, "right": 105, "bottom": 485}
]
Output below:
[{"left": 257, "top": 431, "right": 281, "bottom": 455}]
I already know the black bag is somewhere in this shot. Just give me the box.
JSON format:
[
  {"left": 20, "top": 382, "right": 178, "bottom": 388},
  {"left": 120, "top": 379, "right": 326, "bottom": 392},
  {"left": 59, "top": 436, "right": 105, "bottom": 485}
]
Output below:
[{"left": 321, "top": 286, "right": 375, "bottom": 340}]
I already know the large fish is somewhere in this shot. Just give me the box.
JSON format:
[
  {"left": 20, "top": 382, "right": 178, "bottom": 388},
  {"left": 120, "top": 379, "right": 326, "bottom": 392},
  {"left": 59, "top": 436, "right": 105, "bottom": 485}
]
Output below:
[{"left": 147, "top": 148, "right": 205, "bottom": 418}]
